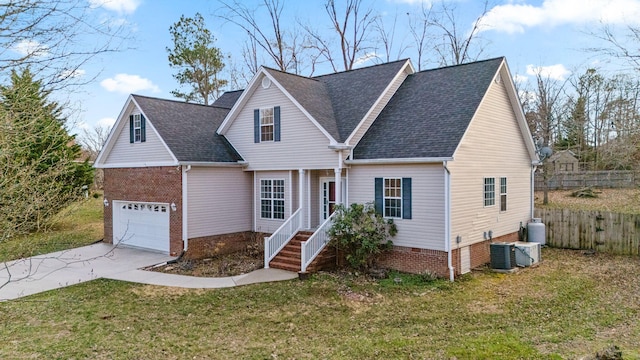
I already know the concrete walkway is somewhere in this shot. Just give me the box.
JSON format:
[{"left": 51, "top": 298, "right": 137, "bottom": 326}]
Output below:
[{"left": 0, "top": 243, "right": 298, "bottom": 301}]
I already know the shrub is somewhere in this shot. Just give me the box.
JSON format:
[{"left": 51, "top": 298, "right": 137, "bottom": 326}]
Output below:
[{"left": 328, "top": 203, "right": 397, "bottom": 270}]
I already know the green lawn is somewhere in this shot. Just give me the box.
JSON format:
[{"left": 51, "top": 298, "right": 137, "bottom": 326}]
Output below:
[
  {"left": 1, "top": 195, "right": 639, "bottom": 359},
  {"left": 0, "top": 195, "right": 103, "bottom": 262}
]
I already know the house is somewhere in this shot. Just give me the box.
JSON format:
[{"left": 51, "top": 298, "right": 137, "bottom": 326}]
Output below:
[{"left": 94, "top": 57, "right": 538, "bottom": 280}]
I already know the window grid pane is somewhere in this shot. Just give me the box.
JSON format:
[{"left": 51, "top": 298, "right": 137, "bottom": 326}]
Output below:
[
  {"left": 260, "top": 179, "right": 285, "bottom": 219},
  {"left": 260, "top": 108, "right": 274, "bottom": 142},
  {"left": 484, "top": 178, "right": 495, "bottom": 207},
  {"left": 383, "top": 178, "right": 402, "bottom": 218},
  {"left": 500, "top": 177, "right": 507, "bottom": 211}
]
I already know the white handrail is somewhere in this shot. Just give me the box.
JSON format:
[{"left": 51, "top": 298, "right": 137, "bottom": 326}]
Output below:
[
  {"left": 301, "top": 212, "right": 336, "bottom": 273},
  {"left": 264, "top": 208, "right": 302, "bottom": 268}
]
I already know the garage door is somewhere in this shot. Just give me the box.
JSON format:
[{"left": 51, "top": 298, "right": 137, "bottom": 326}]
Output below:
[{"left": 113, "top": 201, "right": 170, "bottom": 253}]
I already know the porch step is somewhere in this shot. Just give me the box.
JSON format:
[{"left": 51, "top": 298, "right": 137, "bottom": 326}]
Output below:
[{"left": 269, "top": 231, "right": 336, "bottom": 273}]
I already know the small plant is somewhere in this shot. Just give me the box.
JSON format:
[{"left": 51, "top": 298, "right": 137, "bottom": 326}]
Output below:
[{"left": 328, "top": 202, "right": 397, "bottom": 270}]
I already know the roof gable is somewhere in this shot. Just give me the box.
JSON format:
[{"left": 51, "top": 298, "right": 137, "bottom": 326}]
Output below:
[
  {"left": 353, "top": 58, "right": 506, "bottom": 159},
  {"left": 132, "top": 95, "right": 242, "bottom": 162},
  {"left": 315, "top": 59, "right": 410, "bottom": 142}
]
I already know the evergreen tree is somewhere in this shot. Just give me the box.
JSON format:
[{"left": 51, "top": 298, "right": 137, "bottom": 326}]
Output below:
[
  {"left": 167, "top": 13, "right": 227, "bottom": 105},
  {"left": 0, "top": 68, "right": 93, "bottom": 239}
]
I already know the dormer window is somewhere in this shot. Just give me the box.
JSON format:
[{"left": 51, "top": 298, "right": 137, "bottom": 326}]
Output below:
[
  {"left": 254, "top": 106, "right": 281, "bottom": 143},
  {"left": 129, "top": 113, "right": 146, "bottom": 143}
]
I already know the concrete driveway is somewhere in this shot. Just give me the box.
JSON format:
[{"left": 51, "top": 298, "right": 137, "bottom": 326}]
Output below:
[
  {"left": 1, "top": 243, "right": 299, "bottom": 301},
  {"left": 0, "top": 243, "right": 174, "bottom": 301}
]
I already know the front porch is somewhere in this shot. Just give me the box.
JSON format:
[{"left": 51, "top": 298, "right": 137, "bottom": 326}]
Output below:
[{"left": 258, "top": 168, "right": 346, "bottom": 273}]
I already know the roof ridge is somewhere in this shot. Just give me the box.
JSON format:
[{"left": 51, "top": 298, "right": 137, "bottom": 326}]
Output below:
[
  {"left": 415, "top": 57, "right": 505, "bottom": 74},
  {"left": 313, "top": 58, "right": 410, "bottom": 79},
  {"left": 132, "top": 94, "right": 232, "bottom": 110},
  {"left": 262, "top": 67, "right": 320, "bottom": 82}
]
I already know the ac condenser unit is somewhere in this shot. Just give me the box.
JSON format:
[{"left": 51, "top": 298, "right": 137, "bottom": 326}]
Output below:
[
  {"left": 490, "top": 243, "right": 516, "bottom": 270},
  {"left": 514, "top": 242, "right": 541, "bottom": 267}
]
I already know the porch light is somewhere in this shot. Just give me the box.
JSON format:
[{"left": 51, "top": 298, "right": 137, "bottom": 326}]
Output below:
[
  {"left": 170, "top": 203, "right": 177, "bottom": 211},
  {"left": 103, "top": 198, "right": 109, "bottom": 207}
]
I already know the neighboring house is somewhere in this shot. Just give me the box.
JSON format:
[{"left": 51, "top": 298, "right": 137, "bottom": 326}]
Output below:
[
  {"left": 548, "top": 150, "right": 579, "bottom": 173},
  {"left": 95, "top": 57, "right": 538, "bottom": 279}
]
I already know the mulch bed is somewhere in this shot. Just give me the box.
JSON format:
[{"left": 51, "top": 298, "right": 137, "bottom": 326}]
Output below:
[{"left": 147, "top": 248, "right": 264, "bottom": 277}]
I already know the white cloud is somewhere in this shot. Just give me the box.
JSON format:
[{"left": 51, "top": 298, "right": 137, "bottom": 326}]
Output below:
[
  {"left": 59, "top": 69, "right": 86, "bottom": 79},
  {"left": 100, "top": 74, "right": 160, "bottom": 94},
  {"left": 12, "top": 39, "right": 49, "bottom": 57},
  {"left": 526, "top": 64, "right": 571, "bottom": 81},
  {"left": 89, "top": 0, "right": 141, "bottom": 14},
  {"left": 513, "top": 74, "right": 529, "bottom": 83},
  {"left": 354, "top": 52, "right": 379, "bottom": 66},
  {"left": 478, "top": 0, "right": 640, "bottom": 34},
  {"left": 97, "top": 117, "right": 116, "bottom": 128}
]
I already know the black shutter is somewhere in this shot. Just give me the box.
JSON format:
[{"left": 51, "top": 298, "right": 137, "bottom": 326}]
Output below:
[
  {"left": 254, "top": 109, "right": 260, "bottom": 143},
  {"left": 402, "top": 178, "right": 412, "bottom": 219},
  {"left": 374, "top": 178, "right": 383, "bottom": 215},
  {"left": 129, "top": 115, "right": 134, "bottom": 143},
  {"left": 140, "top": 114, "right": 146, "bottom": 143},
  {"left": 274, "top": 106, "right": 281, "bottom": 142}
]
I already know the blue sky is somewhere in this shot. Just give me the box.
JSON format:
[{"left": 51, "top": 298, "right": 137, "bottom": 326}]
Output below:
[{"left": 49, "top": 0, "right": 640, "bottom": 134}]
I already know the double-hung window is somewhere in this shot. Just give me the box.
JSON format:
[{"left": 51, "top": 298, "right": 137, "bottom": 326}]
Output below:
[
  {"left": 260, "top": 108, "right": 274, "bottom": 141},
  {"left": 375, "top": 177, "right": 412, "bottom": 219},
  {"left": 129, "top": 113, "right": 146, "bottom": 143},
  {"left": 260, "top": 179, "right": 285, "bottom": 219},
  {"left": 500, "top": 177, "right": 507, "bottom": 212},
  {"left": 254, "top": 106, "right": 281, "bottom": 143},
  {"left": 484, "top": 177, "right": 495, "bottom": 207}
]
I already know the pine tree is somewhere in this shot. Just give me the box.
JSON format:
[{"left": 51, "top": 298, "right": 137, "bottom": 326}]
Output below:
[{"left": 0, "top": 68, "right": 93, "bottom": 239}]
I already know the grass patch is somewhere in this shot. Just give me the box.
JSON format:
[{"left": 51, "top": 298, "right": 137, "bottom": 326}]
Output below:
[
  {"left": 1, "top": 248, "right": 639, "bottom": 359},
  {"left": 0, "top": 195, "right": 103, "bottom": 262},
  {"left": 536, "top": 188, "right": 640, "bottom": 214}
]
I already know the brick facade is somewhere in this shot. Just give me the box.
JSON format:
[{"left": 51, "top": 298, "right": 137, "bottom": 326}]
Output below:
[
  {"left": 103, "top": 167, "right": 183, "bottom": 256},
  {"left": 376, "top": 231, "right": 520, "bottom": 279}
]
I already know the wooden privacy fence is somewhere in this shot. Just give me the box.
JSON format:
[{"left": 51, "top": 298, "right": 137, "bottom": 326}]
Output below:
[
  {"left": 534, "top": 208, "right": 640, "bottom": 256},
  {"left": 534, "top": 170, "right": 639, "bottom": 190}
]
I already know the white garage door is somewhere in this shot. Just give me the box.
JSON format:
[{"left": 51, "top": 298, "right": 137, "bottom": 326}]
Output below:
[{"left": 113, "top": 201, "right": 170, "bottom": 253}]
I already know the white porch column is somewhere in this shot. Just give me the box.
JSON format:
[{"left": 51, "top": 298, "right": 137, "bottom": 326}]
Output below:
[
  {"left": 334, "top": 167, "right": 342, "bottom": 207},
  {"left": 298, "top": 169, "right": 307, "bottom": 229}
]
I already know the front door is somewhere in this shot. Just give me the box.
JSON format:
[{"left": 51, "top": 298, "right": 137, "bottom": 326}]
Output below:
[{"left": 320, "top": 178, "right": 346, "bottom": 221}]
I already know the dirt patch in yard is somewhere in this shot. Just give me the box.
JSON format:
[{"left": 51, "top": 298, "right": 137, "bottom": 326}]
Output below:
[
  {"left": 535, "top": 188, "right": 640, "bottom": 213},
  {"left": 146, "top": 243, "right": 264, "bottom": 277}
]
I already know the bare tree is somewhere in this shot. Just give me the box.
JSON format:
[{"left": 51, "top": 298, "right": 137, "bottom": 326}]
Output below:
[
  {"left": 430, "top": 1, "right": 489, "bottom": 66},
  {"left": 305, "top": 0, "right": 378, "bottom": 72},
  {"left": 406, "top": 4, "right": 435, "bottom": 71},
  {"left": 373, "top": 12, "right": 408, "bottom": 63},
  {"left": 217, "top": 0, "right": 307, "bottom": 73},
  {"left": 587, "top": 24, "right": 640, "bottom": 72},
  {"left": 0, "top": 0, "right": 130, "bottom": 90}
]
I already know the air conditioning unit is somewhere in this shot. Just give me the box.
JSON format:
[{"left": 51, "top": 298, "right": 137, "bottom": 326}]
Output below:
[
  {"left": 514, "top": 242, "right": 541, "bottom": 267},
  {"left": 490, "top": 243, "right": 516, "bottom": 270}
]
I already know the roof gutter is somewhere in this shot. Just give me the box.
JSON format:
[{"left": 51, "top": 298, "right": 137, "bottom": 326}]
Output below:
[
  {"left": 328, "top": 144, "right": 353, "bottom": 151},
  {"left": 344, "top": 157, "right": 453, "bottom": 165},
  {"left": 178, "top": 161, "right": 248, "bottom": 168}
]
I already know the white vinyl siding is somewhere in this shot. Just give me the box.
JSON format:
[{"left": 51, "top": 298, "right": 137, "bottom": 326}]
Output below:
[
  {"left": 186, "top": 167, "right": 252, "bottom": 239},
  {"left": 254, "top": 171, "right": 294, "bottom": 233},
  {"left": 104, "top": 107, "right": 174, "bottom": 165},
  {"left": 225, "top": 76, "right": 337, "bottom": 170},
  {"left": 349, "top": 164, "right": 445, "bottom": 251},
  {"left": 448, "top": 65, "right": 532, "bottom": 248}
]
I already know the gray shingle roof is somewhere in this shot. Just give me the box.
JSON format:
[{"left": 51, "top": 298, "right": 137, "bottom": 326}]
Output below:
[
  {"left": 132, "top": 95, "right": 243, "bottom": 163},
  {"left": 265, "top": 69, "right": 340, "bottom": 140},
  {"left": 212, "top": 90, "right": 243, "bottom": 109},
  {"left": 315, "top": 59, "right": 409, "bottom": 142},
  {"left": 352, "top": 57, "right": 504, "bottom": 159}
]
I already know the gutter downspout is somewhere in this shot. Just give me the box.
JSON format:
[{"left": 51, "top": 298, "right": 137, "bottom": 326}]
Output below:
[
  {"left": 444, "top": 161, "right": 455, "bottom": 282},
  {"left": 182, "top": 165, "right": 192, "bottom": 252},
  {"left": 530, "top": 163, "right": 537, "bottom": 219}
]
